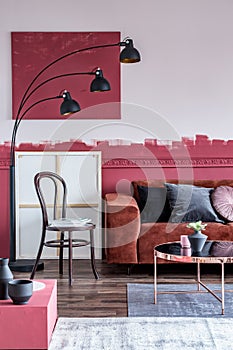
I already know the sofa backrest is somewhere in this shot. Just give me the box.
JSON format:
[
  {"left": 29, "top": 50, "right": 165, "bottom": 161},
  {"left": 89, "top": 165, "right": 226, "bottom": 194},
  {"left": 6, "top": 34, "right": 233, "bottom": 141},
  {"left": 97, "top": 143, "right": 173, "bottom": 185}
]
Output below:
[{"left": 131, "top": 179, "right": 233, "bottom": 203}]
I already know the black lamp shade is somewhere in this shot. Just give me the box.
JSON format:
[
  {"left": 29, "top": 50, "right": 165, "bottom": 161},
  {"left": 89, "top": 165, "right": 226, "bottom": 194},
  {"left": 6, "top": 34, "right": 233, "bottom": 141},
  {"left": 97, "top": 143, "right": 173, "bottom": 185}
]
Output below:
[
  {"left": 120, "top": 39, "right": 141, "bottom": 63},
  {"left": 60, "top": 91, "right": 81, "bottom": 115},
  {"left": 90, "top": 69, "right": 111, "bottom": 92}
]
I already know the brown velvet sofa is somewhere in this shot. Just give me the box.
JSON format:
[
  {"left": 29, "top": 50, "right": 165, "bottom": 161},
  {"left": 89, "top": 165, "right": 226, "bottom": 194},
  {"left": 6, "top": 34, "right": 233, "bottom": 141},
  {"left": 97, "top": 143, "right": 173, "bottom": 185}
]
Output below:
[{"left": 104, "top": 179, "right": 233, "bottom": 264}]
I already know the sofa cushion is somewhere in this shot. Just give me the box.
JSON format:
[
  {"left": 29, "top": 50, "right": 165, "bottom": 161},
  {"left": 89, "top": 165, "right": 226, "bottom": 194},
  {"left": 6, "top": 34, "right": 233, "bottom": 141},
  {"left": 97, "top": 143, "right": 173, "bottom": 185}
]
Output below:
[
  {"left": 211, "top": 186, "right": 233, "bottom": 222},
  {"left": 164, "top": 183, "right": 224, "bottom": 223},
  {"left": 137, "top": 185, "right": 171, "bottom": 223}
]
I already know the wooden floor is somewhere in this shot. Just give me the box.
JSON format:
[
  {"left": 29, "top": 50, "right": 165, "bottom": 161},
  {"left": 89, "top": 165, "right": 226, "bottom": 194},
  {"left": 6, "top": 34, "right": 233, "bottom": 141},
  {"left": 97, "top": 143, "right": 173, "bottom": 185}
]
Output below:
[{"left": 13, "top": 259, "right": 233, "bottom": 318}]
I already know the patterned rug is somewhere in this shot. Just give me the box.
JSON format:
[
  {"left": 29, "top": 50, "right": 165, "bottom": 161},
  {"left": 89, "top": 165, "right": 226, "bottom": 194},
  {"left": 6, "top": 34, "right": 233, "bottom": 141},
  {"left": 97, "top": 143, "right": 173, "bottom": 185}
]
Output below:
[
  {"left": 49, "top": 316, "right": 233, "bottom": 349},
  {"left": 127, "top": 283, "right": 233, "bottom": 317}
]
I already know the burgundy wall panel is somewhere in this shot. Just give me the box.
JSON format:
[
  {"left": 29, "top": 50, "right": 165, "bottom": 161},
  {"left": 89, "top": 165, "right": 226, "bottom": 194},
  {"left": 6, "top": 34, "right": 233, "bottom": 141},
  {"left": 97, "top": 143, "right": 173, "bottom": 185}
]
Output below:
[
  {"left": 1, "top": 134, "right": 233, "bottom": 257},
  {"left": 11, "top": 32, "right": 120, "bottom": 120}
]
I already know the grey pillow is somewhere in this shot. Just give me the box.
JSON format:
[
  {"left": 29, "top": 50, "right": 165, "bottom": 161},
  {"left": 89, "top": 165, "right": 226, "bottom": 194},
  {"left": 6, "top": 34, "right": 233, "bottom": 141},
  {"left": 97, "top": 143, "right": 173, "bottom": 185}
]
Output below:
[{"left": 164, "top": 183, "right": 224, "bottom": 223}]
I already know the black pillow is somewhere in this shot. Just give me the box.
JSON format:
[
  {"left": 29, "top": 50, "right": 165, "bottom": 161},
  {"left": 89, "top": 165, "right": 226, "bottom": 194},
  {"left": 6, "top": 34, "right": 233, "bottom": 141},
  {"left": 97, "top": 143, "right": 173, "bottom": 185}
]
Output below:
[
  {"left": 164, "top": 183, "right": 224, "bottom": 223},
  {"left": 137, "top": 185, "right": 171, "bottom": 223}
]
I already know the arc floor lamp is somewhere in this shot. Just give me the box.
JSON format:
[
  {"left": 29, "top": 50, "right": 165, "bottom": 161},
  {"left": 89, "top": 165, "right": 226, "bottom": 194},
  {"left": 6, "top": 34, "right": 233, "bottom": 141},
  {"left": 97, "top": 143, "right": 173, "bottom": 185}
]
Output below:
[{"left": 9, "top": 37, "right": 141, "bottom": 271}]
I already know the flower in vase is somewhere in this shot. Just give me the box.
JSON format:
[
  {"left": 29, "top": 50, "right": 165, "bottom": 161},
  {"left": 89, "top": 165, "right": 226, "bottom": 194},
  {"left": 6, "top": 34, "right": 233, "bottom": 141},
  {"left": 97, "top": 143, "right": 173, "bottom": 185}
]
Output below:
[{"left": 186, "top": 220, "right": 207, "bottom": 232}]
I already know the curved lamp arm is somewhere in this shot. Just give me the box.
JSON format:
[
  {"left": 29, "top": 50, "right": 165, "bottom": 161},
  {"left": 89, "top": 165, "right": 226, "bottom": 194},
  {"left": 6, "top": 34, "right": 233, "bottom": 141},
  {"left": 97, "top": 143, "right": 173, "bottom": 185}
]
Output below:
[
  {"left": 17, "top": 71, "right": 95, "bottom": 119},
  {"left": 12, "top": 68, "right": 108, "bottom": 160},
  {"left": 18, "top": 38, "right": 140, "bottom": 114}
]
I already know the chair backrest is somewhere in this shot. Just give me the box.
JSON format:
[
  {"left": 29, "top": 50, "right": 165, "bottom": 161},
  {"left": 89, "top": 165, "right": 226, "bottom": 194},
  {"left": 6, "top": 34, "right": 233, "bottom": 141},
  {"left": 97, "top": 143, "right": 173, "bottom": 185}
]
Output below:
[{"left": 34, "top": 171, "right": 67, "bottom": 227}]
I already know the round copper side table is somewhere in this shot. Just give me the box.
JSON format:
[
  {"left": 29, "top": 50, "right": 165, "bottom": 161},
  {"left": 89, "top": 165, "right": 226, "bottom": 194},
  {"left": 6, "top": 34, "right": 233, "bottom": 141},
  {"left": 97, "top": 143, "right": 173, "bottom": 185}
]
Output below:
[{"left": 154, "top": 241, "right": 233, "bottom": 315}]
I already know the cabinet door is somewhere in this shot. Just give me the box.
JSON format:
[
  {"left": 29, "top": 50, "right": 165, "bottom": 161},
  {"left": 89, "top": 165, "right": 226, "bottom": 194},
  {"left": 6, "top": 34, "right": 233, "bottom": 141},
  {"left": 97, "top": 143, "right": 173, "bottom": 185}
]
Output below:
[{"left": 15, "top": 151, "right": 102, "bottom": 259}]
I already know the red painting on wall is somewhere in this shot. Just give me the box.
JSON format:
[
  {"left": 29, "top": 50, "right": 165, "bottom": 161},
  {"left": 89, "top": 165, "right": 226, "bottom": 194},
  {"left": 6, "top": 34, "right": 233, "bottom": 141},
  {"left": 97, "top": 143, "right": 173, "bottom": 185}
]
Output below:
[{"left": 11, "top": 32, "right": 121, "bottom": 120}]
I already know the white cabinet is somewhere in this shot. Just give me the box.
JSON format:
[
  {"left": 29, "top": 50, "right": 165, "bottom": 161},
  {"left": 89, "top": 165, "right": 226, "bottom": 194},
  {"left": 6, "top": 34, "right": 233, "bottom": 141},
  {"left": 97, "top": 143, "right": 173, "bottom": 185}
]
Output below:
[{"left": 15, "top": 151, "right": 102, "bottom": 259}]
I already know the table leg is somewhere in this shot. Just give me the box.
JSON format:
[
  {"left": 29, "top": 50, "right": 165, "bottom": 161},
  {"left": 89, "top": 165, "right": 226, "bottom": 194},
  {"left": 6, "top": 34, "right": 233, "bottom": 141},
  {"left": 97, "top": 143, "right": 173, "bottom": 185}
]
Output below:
[
  {"left": 221, "top": 262, "right": 225, "bottom": 315},
  {"left": 197, "top": 261, "right": 201, "bottom": 291},
  {"left": 154, "top": 253, "right": 157, "bottom": 304},
  {"left": 68, "top": 231, "right": 73, "bottom": 286},
  {"left": 90, "top": 229, "right": 99, "bottom": 280}
]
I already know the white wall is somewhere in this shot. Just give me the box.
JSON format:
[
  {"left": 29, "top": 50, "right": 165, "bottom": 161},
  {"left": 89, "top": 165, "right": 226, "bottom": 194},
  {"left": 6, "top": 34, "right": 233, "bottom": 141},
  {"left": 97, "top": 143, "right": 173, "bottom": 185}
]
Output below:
[{"left": 1, "top": 0, "right": 233, "bottom": 145}]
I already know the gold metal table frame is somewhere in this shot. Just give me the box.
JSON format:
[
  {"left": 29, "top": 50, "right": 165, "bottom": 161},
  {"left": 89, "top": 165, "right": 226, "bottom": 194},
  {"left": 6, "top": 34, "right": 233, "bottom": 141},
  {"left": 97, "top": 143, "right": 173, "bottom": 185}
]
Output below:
[{"left": 154, "top": 241, "right": 233, "bottom": 315}]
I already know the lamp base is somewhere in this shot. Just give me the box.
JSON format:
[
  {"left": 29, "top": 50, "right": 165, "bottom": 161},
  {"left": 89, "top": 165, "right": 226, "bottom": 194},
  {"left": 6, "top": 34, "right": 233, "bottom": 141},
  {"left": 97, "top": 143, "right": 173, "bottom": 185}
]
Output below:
[{"left": 9, "top": 260, "right": 44, "bottom": 273}]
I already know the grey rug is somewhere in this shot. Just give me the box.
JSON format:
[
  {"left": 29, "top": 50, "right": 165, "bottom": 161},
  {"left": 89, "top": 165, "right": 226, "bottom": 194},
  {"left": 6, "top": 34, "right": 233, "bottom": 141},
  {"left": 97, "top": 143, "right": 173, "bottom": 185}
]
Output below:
[
  {"left": 127, "top": 283, "right": 233, "bottom": 317},
  {"left": 49, "top": 316, "right": 233, "bottom": 350}
]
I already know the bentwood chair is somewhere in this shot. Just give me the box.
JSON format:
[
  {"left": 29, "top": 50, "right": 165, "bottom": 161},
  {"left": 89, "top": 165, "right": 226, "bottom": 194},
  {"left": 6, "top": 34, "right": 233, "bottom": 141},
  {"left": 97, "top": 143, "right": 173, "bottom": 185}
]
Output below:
[{"left": 30, "top": 171, "right": 99, "bottom": 285}]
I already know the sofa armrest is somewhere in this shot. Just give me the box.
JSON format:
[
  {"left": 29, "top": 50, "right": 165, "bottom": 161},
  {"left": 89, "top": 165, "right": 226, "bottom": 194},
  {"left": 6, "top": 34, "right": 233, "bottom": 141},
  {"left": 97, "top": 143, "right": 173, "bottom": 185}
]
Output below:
[{"left": 104, "top": 193, "right": 140, "bottom": 264}]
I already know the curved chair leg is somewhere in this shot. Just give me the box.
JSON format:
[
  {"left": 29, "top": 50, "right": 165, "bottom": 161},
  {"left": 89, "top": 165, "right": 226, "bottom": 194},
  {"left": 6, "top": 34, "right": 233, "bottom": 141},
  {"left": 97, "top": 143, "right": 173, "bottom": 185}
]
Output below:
[
  {"left": 30, "top": 229, "right": 46, "bottom": 279},
  {"left": 90, "top": 229, "right": 99, "bottom": 280},
  {"left": 59, "top": 231, "right": 64, "bottom": 275},
  {"left": 68, "top": 231, "right": 73, "bottom": 286}
]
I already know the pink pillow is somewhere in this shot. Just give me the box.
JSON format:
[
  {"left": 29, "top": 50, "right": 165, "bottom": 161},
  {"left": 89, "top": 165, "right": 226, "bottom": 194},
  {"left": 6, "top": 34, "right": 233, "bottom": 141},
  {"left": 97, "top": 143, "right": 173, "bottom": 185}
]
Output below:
[
  {"left": 211, "top": 186, "right": 233, "bottom": 222},
  {"left": 211, "top": 241, "right": 233, "bottom": 257}
]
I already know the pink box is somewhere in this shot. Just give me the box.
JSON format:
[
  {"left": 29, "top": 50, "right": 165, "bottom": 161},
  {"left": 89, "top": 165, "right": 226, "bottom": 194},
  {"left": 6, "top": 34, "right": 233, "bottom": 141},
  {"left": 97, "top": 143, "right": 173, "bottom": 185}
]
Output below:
[
  {"left": 0, "top": 279, "right": 57, "bottom": 349},
  {"left": 180, "top": 235, "right": 191, "bottom": 248}
]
